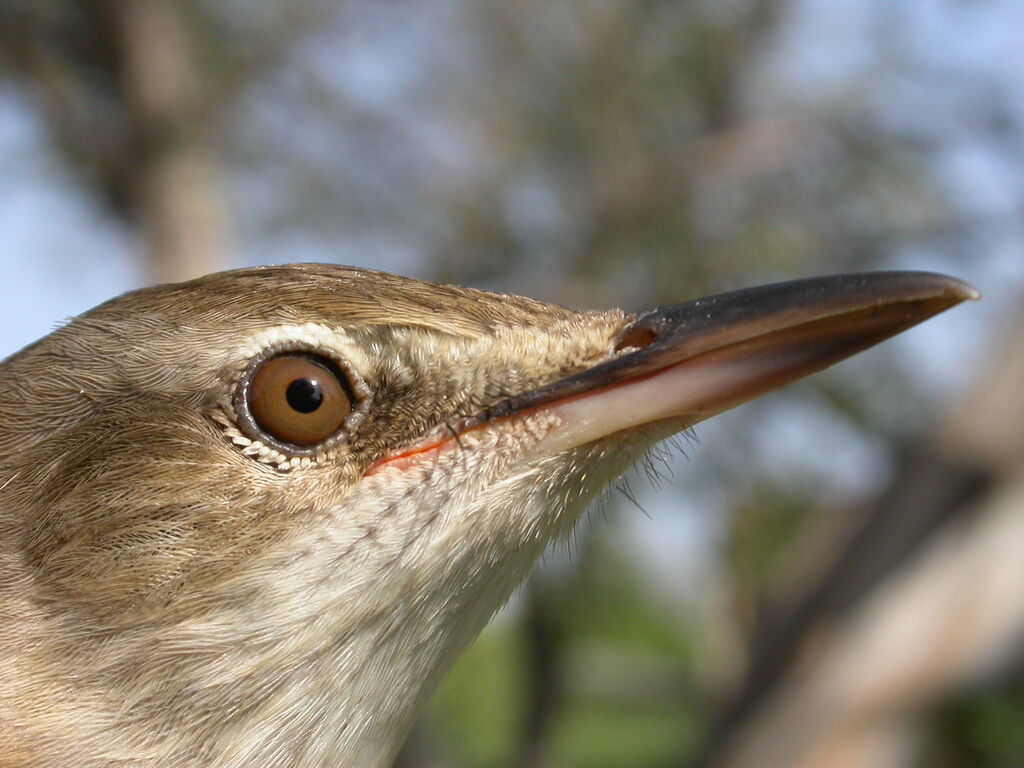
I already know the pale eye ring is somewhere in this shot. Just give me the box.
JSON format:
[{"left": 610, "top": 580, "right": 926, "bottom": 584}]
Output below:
[{"left": 233, "top": 346, "right": 366, "bottom": 455}]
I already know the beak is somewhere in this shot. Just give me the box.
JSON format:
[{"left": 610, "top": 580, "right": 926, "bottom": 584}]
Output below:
[
  {"left": 377, "top": 271, "right": 978, "bottom": 469},
  {"left": 526, "top": 270, "right": 978, "bottom": 454}
]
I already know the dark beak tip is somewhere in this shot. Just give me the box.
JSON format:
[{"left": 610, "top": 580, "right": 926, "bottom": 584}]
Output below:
[
  {"left": 883, "top": 270, "right": 979, "bottom": 306},
  {"left": 890, "top": 273, "right": 980, "bottom": 326},
  {"left": 934, "top": 274, "right": 981, "bottom": 303}
]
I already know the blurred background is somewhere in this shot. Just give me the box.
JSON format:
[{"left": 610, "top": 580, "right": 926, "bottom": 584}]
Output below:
[{"left": 1, "top": 1, "right": 1023, "bottom": 766}]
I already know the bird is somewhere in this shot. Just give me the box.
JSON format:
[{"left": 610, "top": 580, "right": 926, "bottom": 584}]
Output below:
[{"left": 0, "top": 264, "right": 976, "bottom": 768}]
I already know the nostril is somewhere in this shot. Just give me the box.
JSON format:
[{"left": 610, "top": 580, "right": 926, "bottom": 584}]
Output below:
[{"left": 614, "top": 325, "right": 659, "bottom": 352}]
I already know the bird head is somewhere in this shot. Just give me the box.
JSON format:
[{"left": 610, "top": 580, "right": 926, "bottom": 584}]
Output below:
[{"left": 0, "top": 264, "right": 976, "bottom": 767}]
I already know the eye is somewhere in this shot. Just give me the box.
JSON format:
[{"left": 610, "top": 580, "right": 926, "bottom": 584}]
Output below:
[{"left": 247, "top": 354, "right": 353, "bottom": 447}]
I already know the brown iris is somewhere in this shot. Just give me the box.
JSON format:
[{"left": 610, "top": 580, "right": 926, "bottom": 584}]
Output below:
[{"left": 248, "top": 354, "right": 352, "bottom": 447}]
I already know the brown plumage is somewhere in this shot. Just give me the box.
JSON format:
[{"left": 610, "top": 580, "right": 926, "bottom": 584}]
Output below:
[{"left": 0, "top": 264, "right": 976, "bottom": 767}]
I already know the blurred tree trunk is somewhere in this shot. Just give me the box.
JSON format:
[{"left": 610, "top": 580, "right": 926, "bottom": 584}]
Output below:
[
  {"left": 516, "top": 577, "right": 566, "bottom": 768},
  {"left": 110, "top": 0, "right": 229, "bottom": 283},
  {"left": 692, "top": 304, "right": 1024, "bottom": 768},
  {"left": 0, "top": 0, "right": 230, "bottom": 283}
]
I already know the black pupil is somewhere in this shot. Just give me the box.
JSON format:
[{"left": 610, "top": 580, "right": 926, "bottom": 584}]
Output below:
[{"left": 286, "top": 378, "right": 323, "bottom": 413}]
